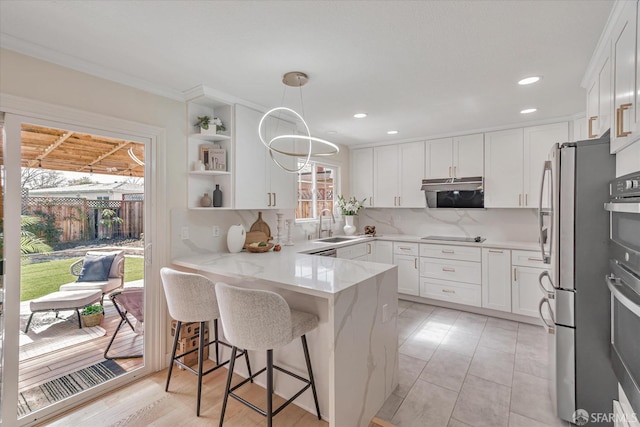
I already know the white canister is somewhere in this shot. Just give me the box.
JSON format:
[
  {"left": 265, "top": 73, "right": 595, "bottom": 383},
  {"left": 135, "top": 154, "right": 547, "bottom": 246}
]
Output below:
[{"left": 227, "top": 224, "right": 246, "bottom": 253}]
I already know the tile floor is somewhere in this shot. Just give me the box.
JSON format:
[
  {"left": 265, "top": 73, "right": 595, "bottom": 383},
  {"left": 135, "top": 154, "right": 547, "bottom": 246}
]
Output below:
[{"left": 377, "top": 300, "right": 570, "bottom": 427}]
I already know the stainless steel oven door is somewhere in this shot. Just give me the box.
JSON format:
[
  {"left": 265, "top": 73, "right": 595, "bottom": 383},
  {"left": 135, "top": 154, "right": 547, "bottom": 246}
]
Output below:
[{"left": 607, "top": 272, "right": 640, "bottom": 416}]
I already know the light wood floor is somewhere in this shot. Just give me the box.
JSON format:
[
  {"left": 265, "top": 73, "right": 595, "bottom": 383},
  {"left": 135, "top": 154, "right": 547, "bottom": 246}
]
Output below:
[
  {"left": 19, "top": 300, "right": 143, "bottom": 393},
  {"left": 42, "top": 362, "right": 394, "bottom": 427}
]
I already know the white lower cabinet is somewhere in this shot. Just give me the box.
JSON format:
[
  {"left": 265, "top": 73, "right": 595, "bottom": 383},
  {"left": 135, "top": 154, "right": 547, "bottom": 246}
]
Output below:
[
  {"left": 419, "top": 243, "right": 482, "bottom": 307},
  {"left": 481, "top": 248, "right": 512, "bottom": 312},
  {"left": 393, "top": 242, "right": 419, "bottom": 296},
  {"left": 372, "top": 240, "right": 393, "bottom": 263},
  {"left": 511, "top": 250, "right": 549, "bottom": 317},
  {"left": 336, "top": 243, "right": 367, "bottom": 260}
]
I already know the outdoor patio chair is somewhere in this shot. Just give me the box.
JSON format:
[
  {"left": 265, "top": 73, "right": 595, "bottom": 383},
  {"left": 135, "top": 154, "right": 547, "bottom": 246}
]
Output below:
[
  {"left": 104, "top": 287, "right": 143, "bottom": 360},
  {"left": 59, "top": 250, "right": 125, "bottom": 304}
]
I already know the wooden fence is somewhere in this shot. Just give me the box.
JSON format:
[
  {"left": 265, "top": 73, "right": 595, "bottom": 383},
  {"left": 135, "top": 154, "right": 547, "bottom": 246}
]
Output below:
[{"left": 22, "top": 197, "right": 144, "bottom": 243}]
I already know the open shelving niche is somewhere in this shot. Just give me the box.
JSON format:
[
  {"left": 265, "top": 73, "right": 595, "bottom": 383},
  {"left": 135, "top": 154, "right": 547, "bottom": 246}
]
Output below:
[{"left": 186, "top": 93, "right": 234, "bottom": 210}]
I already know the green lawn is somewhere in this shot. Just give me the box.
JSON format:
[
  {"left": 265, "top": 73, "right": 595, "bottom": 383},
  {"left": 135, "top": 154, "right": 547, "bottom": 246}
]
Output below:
[{"left": 20, "top": 256, "right": 144, "bottom": 301}]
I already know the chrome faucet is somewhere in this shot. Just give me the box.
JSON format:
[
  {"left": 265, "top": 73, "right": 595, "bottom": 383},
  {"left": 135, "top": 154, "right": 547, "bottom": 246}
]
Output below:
[{"left": 318, "top": 209, "right": 335, "bottom": 238}]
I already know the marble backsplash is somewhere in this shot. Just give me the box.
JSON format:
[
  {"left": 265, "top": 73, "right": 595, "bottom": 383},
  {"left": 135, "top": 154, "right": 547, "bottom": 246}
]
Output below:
[
  {"left": 357, "top": 207, "right": 540, "bottom": 242},
  {"left": 171, "top": 207, "right": 539, "bottom": 259}
]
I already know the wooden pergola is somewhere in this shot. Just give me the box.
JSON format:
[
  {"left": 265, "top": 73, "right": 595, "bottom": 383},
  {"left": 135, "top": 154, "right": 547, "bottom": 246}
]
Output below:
[
  {"left": 0, "top": 124, "right": 145, "bottom": 220},
  {"left": 18, "top": 124, "right": 145, "bottom": 178}
]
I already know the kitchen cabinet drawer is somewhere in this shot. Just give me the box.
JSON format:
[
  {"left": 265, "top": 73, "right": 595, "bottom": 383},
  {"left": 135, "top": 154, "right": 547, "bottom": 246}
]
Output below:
[
  {"left": 419, "top": 258, "right": 481, "bottom": 284},
  {"left": 420, "top": 244, "right": 481, "bottom": 262},
  {"left": 512, "top": 250, "right": 546, "bottom": 268},
  {"left": 393, "top": 242, "right": 419, "bottom": 256},
  {"left": 420, "top": 277, "right": 481, "bottom": 307},
  {"left": 337, "top": 243, "right": 367, "bottom": 260}
]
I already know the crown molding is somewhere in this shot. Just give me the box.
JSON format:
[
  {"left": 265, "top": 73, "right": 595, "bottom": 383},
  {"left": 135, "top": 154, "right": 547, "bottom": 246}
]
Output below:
[{"left": 1, "top": 34, "right": 185, "bottom": 101}]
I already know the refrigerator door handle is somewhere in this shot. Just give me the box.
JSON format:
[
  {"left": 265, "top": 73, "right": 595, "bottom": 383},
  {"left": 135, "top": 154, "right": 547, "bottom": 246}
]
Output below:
[
  {"left": 538, "top": 297, "right": 555, "bottom": 332},
  {"left": 538, "top": 270, "right": 556, "bottom": 297},
  {"left": 538, "top": 160, "right": 553, "bottom": 264}
]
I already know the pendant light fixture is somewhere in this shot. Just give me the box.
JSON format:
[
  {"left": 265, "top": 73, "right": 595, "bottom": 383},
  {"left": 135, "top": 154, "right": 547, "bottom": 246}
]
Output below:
[{"left": 258, "top": 71, "right": 339, "bottom": 173}]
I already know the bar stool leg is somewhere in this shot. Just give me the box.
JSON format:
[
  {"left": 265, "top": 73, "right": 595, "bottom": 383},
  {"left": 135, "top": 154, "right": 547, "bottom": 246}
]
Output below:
[
  {"left": 219, "top": 346, "right": 237, "bottom": 427},
  {"left": 197, "top": 321, "right": 205, "bottom": 417},
  {"left": 266, "top": 349, "right": 273, "bottom": 427},
  {"left": 165, "top": 320, "right": 181, "bottom": 392},
  {"left": 301, "top": 335, "right": 321, "bottom": 419},
  {"left": 244, "top": 349, "right": 253, "bottom": 383},
  {"left": 214, "top": 318, "right": 220, "bottom": 365}
]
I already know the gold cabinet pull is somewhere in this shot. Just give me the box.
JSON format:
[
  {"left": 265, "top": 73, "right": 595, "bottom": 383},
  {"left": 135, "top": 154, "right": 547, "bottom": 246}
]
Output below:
[
  {"left": 267, "top": 193, "right": 272, "bottom": 207},
  {"left": 398, "top": 196, "right": 401, "bottom": 206},
  {"left": 414, "top": 258, "right": 418, "bottom": 269},
  {"left": 616, "top": 103, "right": 633, "bottom": 138},
  {"left": 442, "top": 289, "right": 456, "bottom": 294},
  {"left": 272, "top": 192, "right": 277, "bottom": 207},
  {"left": 442, "top": 267, "right": 456, "bottom": 272},
  {"left": 588, "top": 116, "right": 598, "bottom": 138},
  {"left": 513, "top": 267, "right": 518, "bottom": 282},
  {"left": 369, "top": 197, "right": 373, "bottom": 206},
  {"left": 488, "top": 249, "right": 503, "bottom": 253},
  {"left": 449, "top": 166, "right": 452, "bottom": 177},
  {"left": 453, "top": 166, "right": 457, "bottom": 177},
  {"left": 525, "top": 193, "right": 528, "bottom": 206},
  {"left": 528, "top": 257, "right": 543, "bottom": 262},
  {"left": 367, "top": 243, "right": 372, "bottom": 255},
  {"left": 518, "top": 194, "right": 522, "bottom": 206},
  {"left": 441, "top": 249, "right": 455, "bottom": 254}
]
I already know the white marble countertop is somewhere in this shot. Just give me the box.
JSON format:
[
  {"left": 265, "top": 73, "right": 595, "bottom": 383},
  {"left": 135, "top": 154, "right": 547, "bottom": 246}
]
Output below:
[
  {"left": 172, "top": 246, "right": 396, "bottom": 298},
  {"left": 172, "top": 234, "right": 540, "bottom": 297}
]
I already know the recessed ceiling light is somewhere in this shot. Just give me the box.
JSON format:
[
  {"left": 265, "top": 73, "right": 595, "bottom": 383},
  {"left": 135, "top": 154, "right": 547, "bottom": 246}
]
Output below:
[
  {"left": 327, "top": 130, "right": 337, "bottom": 135},
  {"left": 353, "top": 113, "right": 368, "bottom": 118},
  {"left": 520, "top": 108, "right": 537, "bottom": 114},
  {"left": 387, "top": 130, "right": 399, "bottom": 135},
  {"left": 518, "top": 76, "right": 541, "bottom": 85}
]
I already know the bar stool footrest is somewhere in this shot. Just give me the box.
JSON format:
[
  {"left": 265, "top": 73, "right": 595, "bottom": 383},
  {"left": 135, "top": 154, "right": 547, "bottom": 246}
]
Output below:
[{"left": 228, "top": 363, "right": 313, "bottom": 418}]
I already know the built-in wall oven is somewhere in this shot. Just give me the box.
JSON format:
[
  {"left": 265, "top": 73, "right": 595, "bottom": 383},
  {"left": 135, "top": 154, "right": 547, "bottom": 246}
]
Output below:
[{"left": 605, "top": 171, "right": 640, "bottom": 417}]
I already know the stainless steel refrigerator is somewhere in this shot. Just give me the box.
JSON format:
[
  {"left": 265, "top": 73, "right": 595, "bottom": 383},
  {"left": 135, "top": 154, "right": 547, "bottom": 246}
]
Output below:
[{"left": 537, "top": 132, "right": 618, "bottom": 425}]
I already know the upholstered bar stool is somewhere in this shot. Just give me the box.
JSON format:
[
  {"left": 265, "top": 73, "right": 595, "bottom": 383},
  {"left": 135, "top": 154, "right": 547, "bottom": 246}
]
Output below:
[
  {"left": 215, "top": 282, "right": 321, "bottom": 427},
  {"left": 160, "top": 268, "right": 252, "bottom": 417}
]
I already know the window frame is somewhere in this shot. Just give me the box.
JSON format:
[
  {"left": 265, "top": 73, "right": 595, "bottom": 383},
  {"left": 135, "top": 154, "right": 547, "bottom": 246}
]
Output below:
[{"left": 295, "top": 159, "right": 340, "bottom": 223}]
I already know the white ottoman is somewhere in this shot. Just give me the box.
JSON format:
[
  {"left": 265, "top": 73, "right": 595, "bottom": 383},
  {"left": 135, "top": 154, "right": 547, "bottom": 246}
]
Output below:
[{"left": 26, "top": 289, "right": 102, "bottom": 332}]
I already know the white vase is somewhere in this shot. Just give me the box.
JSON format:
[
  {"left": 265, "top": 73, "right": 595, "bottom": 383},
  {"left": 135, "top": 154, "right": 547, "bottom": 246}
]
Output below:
[
  {"left": 344, "top": 215, "right": 356, "bottom": 236},
  {"left": 227, "top": 224, "right": 246, "bottom": 253}
]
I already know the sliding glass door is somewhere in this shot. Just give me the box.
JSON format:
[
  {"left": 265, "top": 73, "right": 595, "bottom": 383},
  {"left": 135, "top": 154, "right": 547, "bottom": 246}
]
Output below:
[{"left": 0, "top": 111, "right": 159, "bottom": 426}]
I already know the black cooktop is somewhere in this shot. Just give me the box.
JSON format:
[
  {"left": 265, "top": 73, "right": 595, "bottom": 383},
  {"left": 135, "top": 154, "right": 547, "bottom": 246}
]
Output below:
[{"left": 422, "top": 235, "right": 486, "bottom": 243}]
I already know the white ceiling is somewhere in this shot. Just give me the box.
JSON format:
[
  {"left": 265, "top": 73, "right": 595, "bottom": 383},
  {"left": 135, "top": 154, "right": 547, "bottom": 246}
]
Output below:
[{"left": 0, "top": 1, "right": 614, "bottom": 146}]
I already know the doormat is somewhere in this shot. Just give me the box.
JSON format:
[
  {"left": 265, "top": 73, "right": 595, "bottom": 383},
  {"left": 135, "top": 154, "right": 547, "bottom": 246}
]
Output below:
[{"left": 17, "top": 359, "right": 126, "bottom": 417}]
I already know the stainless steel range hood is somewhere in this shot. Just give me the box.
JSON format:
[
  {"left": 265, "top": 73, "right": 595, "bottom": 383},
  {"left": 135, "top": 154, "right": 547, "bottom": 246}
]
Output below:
[
  {"left": 421, "top": 176, "right": 484, "bottom": 208},
  {"left": 420, "top": 176, "right": 483, "bottom": 192}
]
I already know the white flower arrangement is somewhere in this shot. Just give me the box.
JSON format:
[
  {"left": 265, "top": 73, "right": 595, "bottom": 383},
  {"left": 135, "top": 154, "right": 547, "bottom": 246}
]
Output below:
[{"left": 336, "top": 195, "right": 366, "bottom": 216}]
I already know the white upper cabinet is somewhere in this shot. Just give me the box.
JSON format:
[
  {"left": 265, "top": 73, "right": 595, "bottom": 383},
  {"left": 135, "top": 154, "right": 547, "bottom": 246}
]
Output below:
[
  {"left": 454, "top": 134, "right": 484, "bottom": 177},
  {"left": 373, "top": 145, "right": 399, "bottom": 207},
  {"left": 235, "top": 104, "right": 295, "bottom": 209},
  {"left": 485, "top": 123, "right": 566, "bottom": 208},
  {"left": 425, "top": 134, "right": 483, "bottom": 179},
  {"left": 399, "top": 141, "right": 426, "bottom": 207},
  {"left": 425, "top": 138, "right": 453, "bottom": 179},
  {"left": 374, "top": 141, "right": 425, "bottom": 207},
  {"left": 484, "top": 128, "right": 524, "bottom": 208},
  {"left": 351, "top": 148, "right": 374, "bottom": 207},
  {"left": 612, "top": 0, "right": 638, "bottom": 151},
  {"left": 586, "top": 55, "right": 612, "bottom": 139},
  {"left": 523, "top": 122, "right": 568, "bottom": 208}
]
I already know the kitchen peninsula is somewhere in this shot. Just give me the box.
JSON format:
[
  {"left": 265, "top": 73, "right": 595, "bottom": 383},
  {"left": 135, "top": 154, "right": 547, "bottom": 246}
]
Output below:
[{"left": 172, "top": 244, "right": 399, "bottom": 427}]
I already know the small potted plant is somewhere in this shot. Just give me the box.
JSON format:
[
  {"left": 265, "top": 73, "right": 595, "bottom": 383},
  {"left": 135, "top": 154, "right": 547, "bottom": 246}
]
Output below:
[
  {"left": 194, "top": 116, "right": 226, "bottom": 135},
  {"left": 81, "top": 303, "right": 104, "bottom": 327}
]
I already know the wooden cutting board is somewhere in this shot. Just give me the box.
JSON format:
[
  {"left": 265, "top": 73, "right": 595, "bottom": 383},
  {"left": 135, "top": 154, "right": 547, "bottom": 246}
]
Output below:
[{"left": 249, "top": 212, "right": 271, "bottom": 240}]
